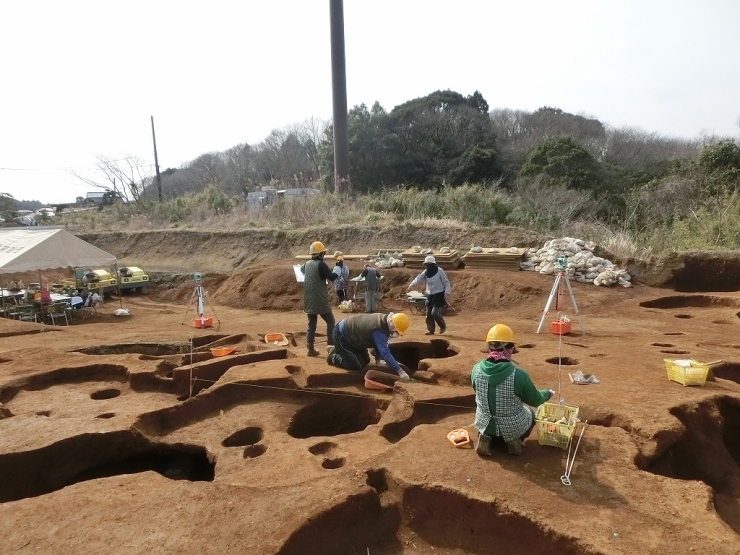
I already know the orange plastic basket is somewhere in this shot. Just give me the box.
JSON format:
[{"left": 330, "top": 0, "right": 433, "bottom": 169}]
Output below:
[
  {"left": 210, "top": 347, "right": 236, "bottom": 357},
  {"left": 264, "top": 333, "right": 289, "bottom": 346}
]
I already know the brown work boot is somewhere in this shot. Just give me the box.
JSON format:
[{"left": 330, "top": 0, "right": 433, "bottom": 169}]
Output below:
[
  {"left": 506, "top": 438, "right": 523, "bottom": 456},
  {"left": 475, "top": 433, "right": 492, "bottom": 457},
  {"left": 306, "top": 343, "right": 320, "bottom": 357}
]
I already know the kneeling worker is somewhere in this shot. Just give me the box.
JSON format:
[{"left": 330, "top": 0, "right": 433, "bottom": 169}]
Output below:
[
  {"left": 472, "top": 324, "right": 554, "bottom": 456},
  {"left": 327, "top": 312, "right": 411, "bottom": 380}
]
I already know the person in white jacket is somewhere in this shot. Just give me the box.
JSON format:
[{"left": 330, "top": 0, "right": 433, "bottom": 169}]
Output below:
[{"left": 407, "top": 255, "right": 451, "bottom": 335}]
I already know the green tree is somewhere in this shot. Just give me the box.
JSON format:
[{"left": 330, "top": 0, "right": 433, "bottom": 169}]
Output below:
[
  {"left": 520, "top": 136, "right": 604, "bottom": 191},
  {"left": 698, "top": 139, "right": 740, "bottom": 174},
  {"left": 0, "top": 193, "right": 16, "bottom": 221},
  {"left": 386, "top": 90, "right": 501, "bottom": 188}
]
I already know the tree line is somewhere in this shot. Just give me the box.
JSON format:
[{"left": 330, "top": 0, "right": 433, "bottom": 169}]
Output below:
[{"left": 5, "top": 88, "right": 739, "bottom": 250}]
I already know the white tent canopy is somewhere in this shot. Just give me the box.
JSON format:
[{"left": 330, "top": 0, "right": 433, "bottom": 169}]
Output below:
[{"left": 0, "top": 229, "right": 115, "bottom": 273}]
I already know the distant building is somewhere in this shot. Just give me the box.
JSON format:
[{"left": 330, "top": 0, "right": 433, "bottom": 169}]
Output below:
[{"left": 246, "top": 188, "right": 321, "bottom": 208}]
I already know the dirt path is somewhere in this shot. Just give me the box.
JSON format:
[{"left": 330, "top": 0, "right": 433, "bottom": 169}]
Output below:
[{"left": 1, "top": 255, "right": 740, "bottom": 554}]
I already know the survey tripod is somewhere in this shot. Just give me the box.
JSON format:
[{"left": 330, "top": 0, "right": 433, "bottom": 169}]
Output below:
[
  {"left": 182, "top": 272, "right": 221, "bottom": 328},
  {"left": 536, "top": 257, "right": 585, "bottom": 334}
]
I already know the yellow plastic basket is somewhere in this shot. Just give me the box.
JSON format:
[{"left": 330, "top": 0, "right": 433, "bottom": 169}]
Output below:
[
  {"left": 535, "top": 402, "right": 580, "bottom": 449},
  {"left": 664, "top": 359, "right": 709, "bottom": 387}
]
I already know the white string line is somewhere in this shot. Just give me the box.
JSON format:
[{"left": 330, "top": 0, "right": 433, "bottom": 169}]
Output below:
[{"left": 185, "top": 376, "right": 476, "bottom": 410}]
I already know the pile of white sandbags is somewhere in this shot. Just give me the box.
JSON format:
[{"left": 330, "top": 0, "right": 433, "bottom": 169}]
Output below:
[
  {"left": 520, "top": 237, "right": 631, "bottom": 287},
  {"left": 374, "top": 252, "right": 405, "bottom": 269}
]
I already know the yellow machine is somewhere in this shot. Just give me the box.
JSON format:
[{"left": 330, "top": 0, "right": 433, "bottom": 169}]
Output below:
[
  {"left": 62, "top": 267, "right": 117, "bottom": 296},
  {"left": 117, "top": 266, "right": 149, "bottom": 293}
]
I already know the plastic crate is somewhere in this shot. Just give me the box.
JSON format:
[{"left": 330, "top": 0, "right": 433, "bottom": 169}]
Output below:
[
  {"left": 664, "top": 359, "right": 710, "bottom": 386},
  {"left": 534, "top": 402, "right": 580, "bottom": 449}
]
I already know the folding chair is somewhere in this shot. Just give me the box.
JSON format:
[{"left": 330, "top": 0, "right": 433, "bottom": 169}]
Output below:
[
  {"left": 10, "top": 304, "right": 38, "bottom": 322},
  {"left": 45, "top": 302, "right": 70, "bottom": 326}
]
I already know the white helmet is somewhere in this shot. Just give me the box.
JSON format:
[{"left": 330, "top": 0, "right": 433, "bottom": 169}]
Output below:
[{"left": 424, "top": 255, "right": 436, "bottom": 264}]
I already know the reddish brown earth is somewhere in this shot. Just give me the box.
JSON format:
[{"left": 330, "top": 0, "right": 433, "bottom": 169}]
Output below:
[{"left": 1, "top": 247, "right": 740, "bottom": 554}]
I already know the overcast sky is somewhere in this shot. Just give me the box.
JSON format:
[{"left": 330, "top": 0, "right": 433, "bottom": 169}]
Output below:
[{"left": 2, "top": 0, "right": 739, "bottom": 205}]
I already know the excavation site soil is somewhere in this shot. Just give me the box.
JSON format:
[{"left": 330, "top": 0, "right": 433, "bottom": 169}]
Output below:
[{"left": 2, "top": 226, "right": 740, "bottom": 555}]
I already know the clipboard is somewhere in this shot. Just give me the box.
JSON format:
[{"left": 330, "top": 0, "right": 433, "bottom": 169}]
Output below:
[{"left": 293, "top": 264, "right": 305, "bottom": 283}]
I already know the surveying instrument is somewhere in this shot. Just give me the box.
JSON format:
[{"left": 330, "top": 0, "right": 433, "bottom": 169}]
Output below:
[
  {"left": 182, "top": 272, "right": 220, "bottom": 329},
  {"left": 536, "top": 256, "right": 585, "bottom": 334}
]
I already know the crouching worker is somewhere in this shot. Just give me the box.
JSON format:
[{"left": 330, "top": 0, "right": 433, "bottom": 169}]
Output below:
[
  {"left": 472, "top": 324, "right": 554, "bottom": 456},
  {"left": 327, "top": 312, "right": 411, "bottom": 380}
]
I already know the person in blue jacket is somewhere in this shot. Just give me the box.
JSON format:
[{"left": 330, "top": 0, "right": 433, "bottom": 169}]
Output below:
[
  {"left": 407, "top": 255, "right": 451, "bottom": 335},
  {"left": 472, "top": 323, "right": 554, "bottom": 456},
  {"left": 327, "top": 312, "right": 411, "bottom": 380}
]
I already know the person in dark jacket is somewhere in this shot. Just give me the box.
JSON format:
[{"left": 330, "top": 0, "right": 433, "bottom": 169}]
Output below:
[
  {"left": 327, "top": 312, "right": 411, "bottom": 380},
  {"left": 360, "top": 264, "right": 381, "bottom": 313},
  {"left": 407, "top": 255, "right": 451, "bottom": 335},
  {"left": 471, "top": 323, "right": 554, "bottom": 456},
  {"left": 301, "top": 241, "right": 337, "bottom": 357},
  {"left": 332, "top": 256, "right": 350, "bottom": 303}
]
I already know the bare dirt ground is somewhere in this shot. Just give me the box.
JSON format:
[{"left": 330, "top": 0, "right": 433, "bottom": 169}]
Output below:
[{"left": 1, "top": 241, "right": 740, "bottom": 554}]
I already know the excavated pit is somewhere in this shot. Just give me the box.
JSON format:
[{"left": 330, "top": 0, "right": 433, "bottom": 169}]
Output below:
[
  {"left": 545, "top": 356, "right": 578, "bottom": 366},
  {"left": 222, "top": 426, "right": 263, "bottom": 447},
  {"left": 277, "top": 472, "right": 592, "bottom": 555},
  {"left": 0, "top": 364, "right": 129, "bottom": 404},
  {"left": 388, "top": 339, "right": 459, "bottom": 371},
  {"left": 0, "top": 431, "right": 214, "bottom": 502},
  {"left": 380, "top": 396, "right": 475, "bottom": 443},
  {"left": 287, "top": 396, "right": 385, "bottom": 439},
  {"left": 636, "top": 397, "right": 740, "bottom": 533},
  {"left": 639, "top": 295, "right": 740, "bottom": 310},
  {"left": 713, "top": 362, "right": 740, "bottom": 384}
]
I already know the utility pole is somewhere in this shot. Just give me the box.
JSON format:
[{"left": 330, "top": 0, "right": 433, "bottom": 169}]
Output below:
[
  {"left": 151, "top": 116, "right": 163, "bottom": 203},
  {"left": 329, "top": 0, "right": 350, "bottom": 196}
]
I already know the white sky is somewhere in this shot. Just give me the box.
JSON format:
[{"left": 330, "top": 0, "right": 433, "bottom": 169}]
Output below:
[{"left": 2, "top": 0, "right": 739, "bottom": 204}]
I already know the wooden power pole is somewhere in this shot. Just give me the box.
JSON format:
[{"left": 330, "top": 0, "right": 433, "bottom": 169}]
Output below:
[
  {"left": 151, "top": 116, "right": 163, "bottom": 203},
  {"left": 329, "top": 0, "right": 350, "bottom": 196}
]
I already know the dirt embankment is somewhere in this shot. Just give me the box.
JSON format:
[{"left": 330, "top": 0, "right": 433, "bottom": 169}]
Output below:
[{"left": 80, "top": 226, "right": 740, "bottom": 294}]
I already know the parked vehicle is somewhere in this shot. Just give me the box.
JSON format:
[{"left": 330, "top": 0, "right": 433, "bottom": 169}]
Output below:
[
  {"left": 61, "top": 267, "right": 118, "bottom": 296},
  {"left": 117, "top": 266, "right": 149, "bottom": 293}
]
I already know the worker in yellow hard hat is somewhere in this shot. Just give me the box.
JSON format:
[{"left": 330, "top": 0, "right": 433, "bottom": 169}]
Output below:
[
  {"left": 300, "top": 241, "right": 338, "bottom": 356},
  {"left": 327, "top": 312, "right": 411, "bottom": 380},
  {"left": 471, "top": 324, "right": 554, "bottom": 457}
]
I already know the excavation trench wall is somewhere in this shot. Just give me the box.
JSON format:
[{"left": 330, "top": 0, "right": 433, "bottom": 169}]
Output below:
[{"left": 81, "top": 228, "right": 740, "bottom": 292}]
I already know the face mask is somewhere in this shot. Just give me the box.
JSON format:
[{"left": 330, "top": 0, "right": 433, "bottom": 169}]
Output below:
[{"left": 389, "top": 332, "right": 399, "bottom": 339}]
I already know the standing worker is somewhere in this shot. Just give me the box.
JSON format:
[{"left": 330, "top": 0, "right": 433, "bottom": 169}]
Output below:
[
  {"left": 327, "top": 312, "right": 411, "bottom": 380},
  {"left": 360, "top": 263, "right": 381, "bottom": 313},
  {"left": 301, "top": 241, "right": 337, "bottom": 357},
  {"left": 407, "top": 255, "right": 451, "bottom": 335},
  {"left": 332, "top": 255, "right": 350, "bottom": 303},
  {"left": 471, "top": 324, "right": 554, "bottom": 456}
]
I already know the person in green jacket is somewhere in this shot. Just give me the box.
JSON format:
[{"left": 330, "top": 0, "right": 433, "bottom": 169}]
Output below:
[
  {"left": 471, "top": 323, "right": 554, "bottom": 456},
  {"left": 301, "top": 240, "right": 337, "bottom": 357}
]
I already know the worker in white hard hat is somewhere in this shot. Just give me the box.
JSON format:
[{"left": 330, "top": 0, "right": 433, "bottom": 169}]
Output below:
[
  {"left": 472, "top": 324, "right": 554, "bottom": 457},
  {"left": 407, "top": 255, "right": 451, "bottom": 335},
  {"left": 301, "top": 241, "right": 338, "bottom": 357},
  {"left": 327, "top": 312, "right": 411, "bottom": 380}
]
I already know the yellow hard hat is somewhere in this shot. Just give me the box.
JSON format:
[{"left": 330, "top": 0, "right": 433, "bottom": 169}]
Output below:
[
  {"left": 486, "top": 324, "right": 516, "bottom": 344},
  {"left": 309, "top": 241, "right": 327, "bottom": 255},
  {"left": 390, "top": 312, "right": 410, "bottom": 335},
  {"left": 336, "top": 255, "right": 344, "bottom": 261}
]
